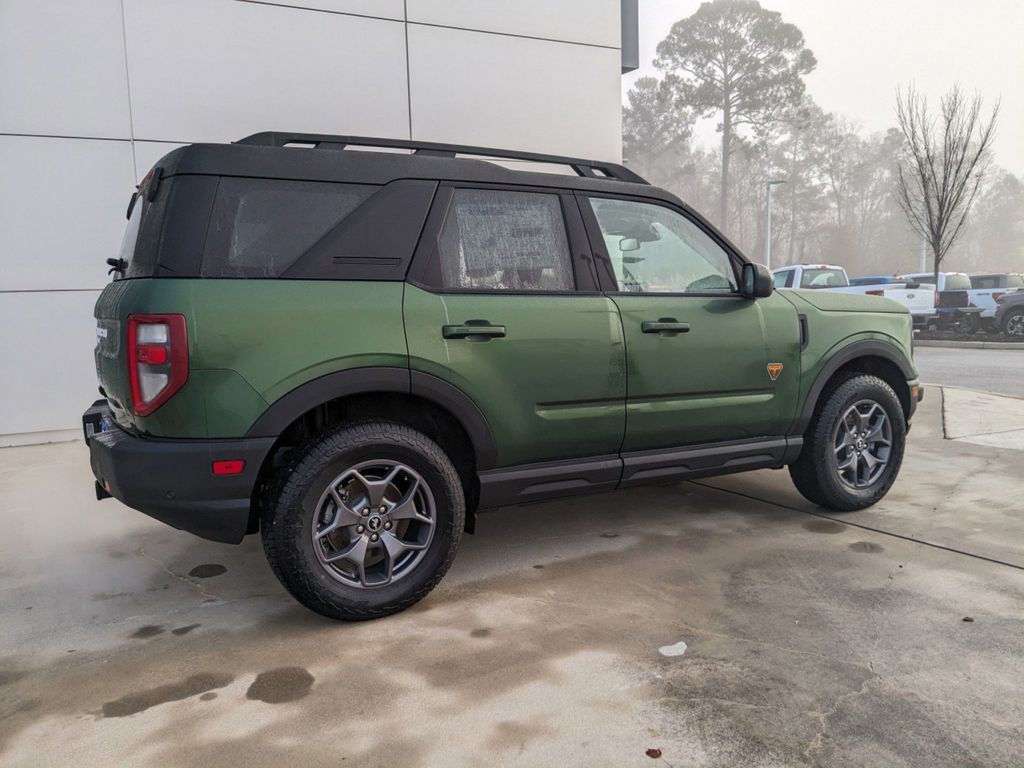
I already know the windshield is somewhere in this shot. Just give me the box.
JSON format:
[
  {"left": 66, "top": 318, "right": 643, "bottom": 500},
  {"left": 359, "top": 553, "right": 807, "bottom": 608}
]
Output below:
[{"left": 800, "top": 268, "right": 847, "bottom": 288}]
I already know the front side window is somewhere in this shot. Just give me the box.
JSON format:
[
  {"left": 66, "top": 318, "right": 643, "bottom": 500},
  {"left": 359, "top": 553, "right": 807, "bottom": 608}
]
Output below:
[
  {"left": 971, "top": 275, "right": 999, "bottom": 290},
  {"left": 588, "top": 198, "right": 737, "bottom": 293},
  {"left": 437, "top": 189, "right": 574, "bottom": 291}
]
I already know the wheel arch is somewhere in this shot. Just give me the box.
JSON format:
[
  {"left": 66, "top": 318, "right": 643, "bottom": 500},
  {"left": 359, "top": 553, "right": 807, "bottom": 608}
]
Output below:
[
  {"left": 791, "top": 340, "right": 915, "bottom": 437},
  {"left": 245, "top": 367, "right": 497, "bottom": 534}
]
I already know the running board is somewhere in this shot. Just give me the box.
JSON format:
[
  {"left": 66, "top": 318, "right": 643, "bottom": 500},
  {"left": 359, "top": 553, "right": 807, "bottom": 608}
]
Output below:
[{"left": 477, "top": 437, "right": 802, "bottom": 509}]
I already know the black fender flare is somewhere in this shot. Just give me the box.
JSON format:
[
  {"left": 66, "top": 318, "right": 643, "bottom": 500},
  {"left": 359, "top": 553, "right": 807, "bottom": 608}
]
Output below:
[
  {"left": 790, "top": 339, "right": 915, "bottom": 436},
  {"left": 245, "top": 367, "right": 498, "bottom": 469}
]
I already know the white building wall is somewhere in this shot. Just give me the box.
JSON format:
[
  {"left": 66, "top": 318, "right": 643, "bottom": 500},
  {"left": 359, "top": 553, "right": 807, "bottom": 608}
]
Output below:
[{"left": 0, "top": 0, "right": 624, "bottom": 445}]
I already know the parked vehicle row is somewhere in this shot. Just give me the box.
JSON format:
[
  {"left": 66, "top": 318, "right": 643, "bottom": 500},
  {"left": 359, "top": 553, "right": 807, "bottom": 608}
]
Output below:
[
  {"left": 772, "top": 264, "right": 937, "bottom": 327},
  {"left": 772, "top": 264, "right": 1023, "bottom": 335}
]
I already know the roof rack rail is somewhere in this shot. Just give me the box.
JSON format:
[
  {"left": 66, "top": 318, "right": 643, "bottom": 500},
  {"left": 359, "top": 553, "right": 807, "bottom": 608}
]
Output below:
[{"left": 235, "top": 132, "right": 648, "bottom": 185}]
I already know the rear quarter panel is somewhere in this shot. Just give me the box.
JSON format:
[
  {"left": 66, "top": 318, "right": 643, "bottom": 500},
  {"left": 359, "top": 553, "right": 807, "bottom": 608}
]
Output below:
[{"left": 95, "top": 279, "right": 407, "bottom": 437}]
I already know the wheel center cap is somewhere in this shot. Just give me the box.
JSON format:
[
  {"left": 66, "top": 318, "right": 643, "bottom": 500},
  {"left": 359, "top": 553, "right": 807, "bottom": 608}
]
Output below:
[
  {"left": 855, "top": 439, "right": 866, "bottom": 450},
  {"left": 366, "top": 515, "right": 384, "bottom": 532}
]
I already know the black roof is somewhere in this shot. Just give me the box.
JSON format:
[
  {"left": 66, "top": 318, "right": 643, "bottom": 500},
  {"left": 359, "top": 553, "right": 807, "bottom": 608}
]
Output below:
[{"left": 155, "top": 132, "right": 681, "bottom": 204}]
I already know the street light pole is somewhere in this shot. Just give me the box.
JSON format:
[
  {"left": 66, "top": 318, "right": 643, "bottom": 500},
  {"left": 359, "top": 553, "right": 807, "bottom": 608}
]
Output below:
[{"left": 764, "top": 179, "right": 787, "bottom": 269}]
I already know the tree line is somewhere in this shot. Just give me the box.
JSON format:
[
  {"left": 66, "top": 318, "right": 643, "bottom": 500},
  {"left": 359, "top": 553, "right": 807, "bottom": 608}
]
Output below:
[{"left": 624, "top": 0, "right": 1020, "bottom": 278}]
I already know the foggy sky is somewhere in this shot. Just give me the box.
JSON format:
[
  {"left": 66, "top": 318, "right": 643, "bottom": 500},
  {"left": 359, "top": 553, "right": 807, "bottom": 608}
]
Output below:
[{"left": 624, "top": 0, "right": 1023, "bottom": 176}]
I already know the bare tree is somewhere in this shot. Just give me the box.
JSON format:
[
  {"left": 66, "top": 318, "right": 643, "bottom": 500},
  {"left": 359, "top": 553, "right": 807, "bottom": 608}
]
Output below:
[{"left": 895, "top": 84, "right": 999, "bottom": 281}]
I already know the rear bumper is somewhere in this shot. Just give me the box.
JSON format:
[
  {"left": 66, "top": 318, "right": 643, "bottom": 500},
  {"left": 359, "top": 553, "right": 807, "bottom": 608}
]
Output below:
[{"left": 84, "top": 403, "right": 275, "bottom": 544}]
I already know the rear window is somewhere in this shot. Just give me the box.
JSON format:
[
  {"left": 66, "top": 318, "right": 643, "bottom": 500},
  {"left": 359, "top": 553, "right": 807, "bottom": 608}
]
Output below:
[
  {"left": 202, "top": 178, "right": 375, "bottom": 277},
  {"left": 118, "top": 193, "right": 145, "bottom": 276},
  {"left": 800, "top": 268, "right": 847, "bottom": 288},
  {"left": 943, "top": 274, "right": 971, "bottom": 291}
]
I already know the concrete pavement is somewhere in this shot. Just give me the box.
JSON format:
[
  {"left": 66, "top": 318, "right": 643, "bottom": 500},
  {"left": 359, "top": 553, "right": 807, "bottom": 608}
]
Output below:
[{"left": 1, "top": 392, "right": 1022, "bottom": 767}]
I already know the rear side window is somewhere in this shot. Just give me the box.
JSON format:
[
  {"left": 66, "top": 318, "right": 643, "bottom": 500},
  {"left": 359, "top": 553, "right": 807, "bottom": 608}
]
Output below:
[
  {"left": 202, "top": 178, "right": 375, "bottom": 277},
  {"left": 971, "top": 275, "right": 999, "bottom": 289},
  {"left": 773, "top": 270, "right": 793, "bottom": 289},
  {"left": 1009, "top": 274, "right": 1024, "bottom": 288},
  {"left": 437, "top": 189, "right": 574, "bottom": 291}
]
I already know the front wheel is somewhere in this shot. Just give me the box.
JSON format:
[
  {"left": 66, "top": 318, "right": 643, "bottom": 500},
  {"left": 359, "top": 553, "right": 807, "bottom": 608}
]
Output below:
[
  {"left": 789, "top": 375, "right": 906, "bottom": 511},
  {"left": 262, "top": 421, "right": 465, "bottom": 620}
]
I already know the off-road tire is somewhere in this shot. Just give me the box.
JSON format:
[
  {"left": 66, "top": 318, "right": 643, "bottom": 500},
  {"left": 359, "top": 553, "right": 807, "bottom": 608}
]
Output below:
[
  {"left": 789, "top": 374, "right": 906, "bottom": 511},
  {"left": 262, "top": 421, "right": 464, "bottom": 620}
]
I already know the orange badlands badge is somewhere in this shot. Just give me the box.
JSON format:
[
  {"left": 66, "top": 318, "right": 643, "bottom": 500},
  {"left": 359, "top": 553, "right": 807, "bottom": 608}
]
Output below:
[{"left": 767, "top": 363, "right": 784, "bottom": 381}]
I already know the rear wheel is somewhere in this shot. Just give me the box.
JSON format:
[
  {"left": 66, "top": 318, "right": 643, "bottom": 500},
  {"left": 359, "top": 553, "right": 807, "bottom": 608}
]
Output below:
[
  {"left": 262, "top": 421, "right": 464, "bottom": 620},
  {"left": 1003, "top": 309, "right": 1024, "bottom": 337},
  {"left": 789, "top": 375, "right": 906, "bottom": 511}
]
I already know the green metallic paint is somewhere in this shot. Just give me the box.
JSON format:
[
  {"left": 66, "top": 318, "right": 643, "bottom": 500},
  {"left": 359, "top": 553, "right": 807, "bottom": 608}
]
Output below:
[
  {"left": 94, "top": 279, "right": 406, "bottom": 438},
  {"left": 403, "top": 284, "right": 625, "bottom": 467},
  {"left": 94, "top": 275, "right": 916, "bottom": 465},
  {"left": 612, "top": 291, "right": 802, "bottom": 450},
  {"left": 789, "top": 288, "right": 908, "bottom": 315},
  {"left": 778, "top": 290, "right": 917, "bottom": 422}
]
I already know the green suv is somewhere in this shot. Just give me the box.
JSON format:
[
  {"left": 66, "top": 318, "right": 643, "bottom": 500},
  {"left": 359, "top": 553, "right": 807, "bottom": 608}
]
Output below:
[{"left": 85, "top": 133, "right": 923, "bottom": 620}]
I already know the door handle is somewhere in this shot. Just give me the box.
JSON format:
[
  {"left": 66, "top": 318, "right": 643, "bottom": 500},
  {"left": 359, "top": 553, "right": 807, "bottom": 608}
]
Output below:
[
  {"left": 442, "top": 323, "right": 507, "bottom": 340},
  {"left": 641, "top": 319, "right": 690, "bottom": 334}
]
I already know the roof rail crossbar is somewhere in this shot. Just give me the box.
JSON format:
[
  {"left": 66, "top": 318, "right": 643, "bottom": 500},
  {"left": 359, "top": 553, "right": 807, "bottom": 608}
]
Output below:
[{"left": 236, "top": 132, "right": 648, "bottom": 184}]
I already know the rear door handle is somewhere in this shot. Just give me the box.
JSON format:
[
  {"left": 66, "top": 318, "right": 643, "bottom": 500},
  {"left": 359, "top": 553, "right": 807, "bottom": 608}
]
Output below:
[
  {"left": 442, "top": 323, "right": 506, "bottom": 340},
  {"left": 641, "top": 319, "right": 690, "bottom": 334}
]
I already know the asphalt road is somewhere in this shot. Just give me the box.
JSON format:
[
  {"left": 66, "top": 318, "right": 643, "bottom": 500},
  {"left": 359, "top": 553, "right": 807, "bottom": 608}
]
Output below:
[{"left": 914, "top": 346, "right": 1024, "bottom": 397}]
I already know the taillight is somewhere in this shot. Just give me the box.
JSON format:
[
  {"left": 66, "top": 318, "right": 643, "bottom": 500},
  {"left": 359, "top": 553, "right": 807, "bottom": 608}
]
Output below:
[
  {"left": 934, "top": 290, "right": 940, "bottom": 307},
  {"left": 866, "top": 289, "right": 884, "bottom": 296},
  {"left": 993, "top": 292, "right": 1005, "bottom": 304},
  {"left": 127, "top": 314, "right": 188, "bottom": 416}
]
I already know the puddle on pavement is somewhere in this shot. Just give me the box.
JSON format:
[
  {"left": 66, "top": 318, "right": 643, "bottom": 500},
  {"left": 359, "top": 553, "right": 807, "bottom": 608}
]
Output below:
[
  {"left": 171, "top": 623, "right": 201, "bottom": 636},
  {"left": 245, "top": 667, "right": 315, "bottom": 704},
  {"left": 0, "top": 669, "right": 26, "bottom": 687},
  {"left": 199, "top": 692, "right": 217, "bottom": 701},
  {"left": 188, "top": 564, "right": 227, "bottom": 579},
  {"left": 849, "top": 541, "right": 885, "bottom": 553},
  {"left": 470, "top": 628, "right": 492, "bottom": 638},
  {"left": 130, "top": 625, "right": 165, "bottom": 639},
  {"left": 101, "top": 672, "right": 235, "bottom": 717},
  {"left": 802, "top": 519, "right": 847, "bottom": 534}
]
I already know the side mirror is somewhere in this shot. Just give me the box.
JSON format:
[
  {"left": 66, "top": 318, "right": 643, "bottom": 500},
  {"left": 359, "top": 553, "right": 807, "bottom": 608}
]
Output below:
[
  {"left": 742, "top": 263, "right": 774, "bottom": 299},
  {"left": 619, "top": 237, "right": 640, "bottom": 252}
]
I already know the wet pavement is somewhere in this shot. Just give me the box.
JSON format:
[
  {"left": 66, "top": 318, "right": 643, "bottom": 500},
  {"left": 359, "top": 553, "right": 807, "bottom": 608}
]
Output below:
[{"left": 1, "top": 391, "right": 1022, "bottom": 767}]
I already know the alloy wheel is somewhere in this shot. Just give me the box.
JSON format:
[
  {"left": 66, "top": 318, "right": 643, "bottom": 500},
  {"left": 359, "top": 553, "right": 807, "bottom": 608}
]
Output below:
[
  {"left": 311, "top": 460, "right": 436, "bottom": 588},
  {"left": 833, "top": 399, "right": 892, "bottom": 489}
]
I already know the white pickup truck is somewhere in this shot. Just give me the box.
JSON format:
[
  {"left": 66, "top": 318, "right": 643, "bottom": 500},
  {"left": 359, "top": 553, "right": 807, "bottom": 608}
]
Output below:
[{"left": 772, "top": 264, "right": 937, "bottom": 327}]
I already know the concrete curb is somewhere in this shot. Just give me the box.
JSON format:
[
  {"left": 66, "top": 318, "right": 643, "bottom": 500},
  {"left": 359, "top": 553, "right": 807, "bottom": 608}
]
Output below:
[{"left": 915, "top": 339, "right": 1024, "bottom": 350}]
